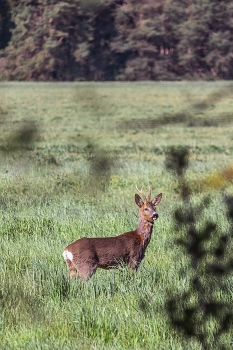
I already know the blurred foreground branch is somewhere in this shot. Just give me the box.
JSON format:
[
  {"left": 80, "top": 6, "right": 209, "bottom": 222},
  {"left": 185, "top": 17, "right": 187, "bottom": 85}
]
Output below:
[
  {"left": 165, "top": 146, "right": 233, "bottom": 349},
  {"left": 0, "top": 122, "right": 38, "bottom": 155}
]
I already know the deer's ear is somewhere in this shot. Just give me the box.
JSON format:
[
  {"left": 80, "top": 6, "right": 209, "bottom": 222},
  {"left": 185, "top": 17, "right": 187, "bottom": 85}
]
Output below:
[
  {"left": 152, "top": 193, "right": 162, "bottom": 206},
  {"left": 135, "top": 194, "right": 144, "bottom": 208}
]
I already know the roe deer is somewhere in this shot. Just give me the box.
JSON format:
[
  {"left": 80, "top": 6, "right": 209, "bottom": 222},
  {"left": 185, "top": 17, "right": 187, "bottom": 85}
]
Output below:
[{"left": 63, "top": 184, "right": 162, "bottom": 280}]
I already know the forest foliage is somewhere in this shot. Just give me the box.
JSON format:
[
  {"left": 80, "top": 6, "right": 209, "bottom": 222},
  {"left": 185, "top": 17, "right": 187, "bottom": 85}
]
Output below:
[{"left": 0, "top": 0, "right": 233, "bottom": 81}]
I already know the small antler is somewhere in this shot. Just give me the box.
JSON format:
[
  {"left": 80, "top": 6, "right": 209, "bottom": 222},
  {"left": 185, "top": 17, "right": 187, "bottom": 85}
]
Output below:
[
  {"left": 147, "top": 183, "right": 151, "bottom": 201},
  {"left": 136, "top": 184, "right": 147, "bottom": 202}
]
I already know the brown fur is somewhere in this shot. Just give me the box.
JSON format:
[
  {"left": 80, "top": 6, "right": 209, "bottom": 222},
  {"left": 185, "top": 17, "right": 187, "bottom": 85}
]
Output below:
[{"left": 63, "top": 186, "right": 162, "bottom": 280}]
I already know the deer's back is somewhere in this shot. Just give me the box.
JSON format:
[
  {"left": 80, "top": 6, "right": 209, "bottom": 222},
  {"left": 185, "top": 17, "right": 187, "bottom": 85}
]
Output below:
[{"left": 65, "top": 233, "right": 145, "bottom": 267}]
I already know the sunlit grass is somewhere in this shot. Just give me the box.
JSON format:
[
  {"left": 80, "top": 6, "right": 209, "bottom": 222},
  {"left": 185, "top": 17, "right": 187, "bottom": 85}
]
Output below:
[{"left": 0, "top": 81, "right": 233, "bottom": 349}]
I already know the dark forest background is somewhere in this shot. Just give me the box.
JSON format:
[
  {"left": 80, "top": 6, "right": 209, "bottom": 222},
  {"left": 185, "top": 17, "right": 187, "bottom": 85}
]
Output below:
[{"left": 0, "top": 0, "right": 233, "bottom": 81}]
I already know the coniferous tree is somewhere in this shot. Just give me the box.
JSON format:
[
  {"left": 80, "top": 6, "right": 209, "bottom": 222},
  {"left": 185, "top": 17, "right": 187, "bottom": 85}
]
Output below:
[
  {"left": 1, "top": 0, "right": 93, "bottom": 80},
  {"left": 1, "top": 0, "right": 233, "bottom": 80},
  {"left": 1, "top": 0, "right": 124, "bottom": 80},
  {"left": 78, "top": 0, "right": 124, "bottom": 80},
  {"left": 0, "top": 0, "right": 14, "bottom": 50},
  {"left": 170, "top": 0, "right": 233, "bottom": 79},
  {"left": 112, "top": 0, "right": 177, "bottom": 80}
]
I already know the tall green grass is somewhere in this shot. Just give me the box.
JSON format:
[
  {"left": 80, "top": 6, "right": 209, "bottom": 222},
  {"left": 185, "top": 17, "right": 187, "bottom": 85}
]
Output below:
[{"left": 0, "top": 81, "right": 233, "bottom": 349}]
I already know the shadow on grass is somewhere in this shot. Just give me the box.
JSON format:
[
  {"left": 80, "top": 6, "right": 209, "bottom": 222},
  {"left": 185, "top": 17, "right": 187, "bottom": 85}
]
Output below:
[{"left": 118, "top": 84, "right": 233, "bottom": 130}]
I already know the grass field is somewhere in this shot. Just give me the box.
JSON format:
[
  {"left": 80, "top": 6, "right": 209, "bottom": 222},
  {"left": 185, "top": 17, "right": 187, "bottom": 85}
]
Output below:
[{"left": 1, "top": 81, "right": 233, "bottom": 349}]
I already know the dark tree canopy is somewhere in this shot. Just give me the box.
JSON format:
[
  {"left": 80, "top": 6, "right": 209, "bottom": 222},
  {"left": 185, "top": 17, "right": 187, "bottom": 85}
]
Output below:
[{"left": 0, "top": 0, "right": 233, "bottom": 81}]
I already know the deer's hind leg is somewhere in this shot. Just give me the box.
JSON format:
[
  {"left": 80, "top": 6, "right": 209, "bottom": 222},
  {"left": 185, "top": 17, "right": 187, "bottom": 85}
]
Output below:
[
  {"left": 63, "top": 250, "right": 77, "bottom": 279},
  {"left": 65, "top": 258, "right": 77, "bottom": 279},
  {"left": 73, "top": 259, "right": 99, "bottom": 281}
]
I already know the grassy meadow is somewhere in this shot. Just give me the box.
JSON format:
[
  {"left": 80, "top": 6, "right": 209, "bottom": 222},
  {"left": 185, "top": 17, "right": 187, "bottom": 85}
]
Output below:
[{"left": 0, "top": 81, "right": 233, "bottom": 349}]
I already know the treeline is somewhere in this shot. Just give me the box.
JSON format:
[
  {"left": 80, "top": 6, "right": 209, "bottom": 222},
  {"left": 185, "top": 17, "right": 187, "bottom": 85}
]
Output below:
[{"left": 0, "top": 0, "right": 233, "bottom": 81}]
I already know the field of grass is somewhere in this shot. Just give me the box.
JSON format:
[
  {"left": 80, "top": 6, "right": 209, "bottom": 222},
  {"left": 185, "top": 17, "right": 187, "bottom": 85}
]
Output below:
[{"left": 1, "top": 81, "right": 233, "bottom": 349}]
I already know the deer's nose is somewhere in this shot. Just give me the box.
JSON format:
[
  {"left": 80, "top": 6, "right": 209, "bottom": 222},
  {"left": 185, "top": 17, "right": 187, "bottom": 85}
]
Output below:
[{"left": 152, "top": 213, "right": 158, "bottom": 220}]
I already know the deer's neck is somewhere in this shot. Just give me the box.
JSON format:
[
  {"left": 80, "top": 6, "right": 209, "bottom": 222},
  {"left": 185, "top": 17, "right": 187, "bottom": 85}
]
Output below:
[{"left": 136, "top": 212, "right": 154, "bottom": 249}]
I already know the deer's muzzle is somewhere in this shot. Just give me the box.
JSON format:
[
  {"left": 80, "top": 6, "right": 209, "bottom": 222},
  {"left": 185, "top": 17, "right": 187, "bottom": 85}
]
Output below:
[{"left": 152, "top": 213, "right": 159, "bottom": 220}]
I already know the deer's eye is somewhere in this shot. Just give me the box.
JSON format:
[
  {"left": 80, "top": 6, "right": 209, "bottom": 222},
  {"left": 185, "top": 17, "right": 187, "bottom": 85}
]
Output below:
[{"left": 144, "top": 208, "right": 149, "bottom": 211}]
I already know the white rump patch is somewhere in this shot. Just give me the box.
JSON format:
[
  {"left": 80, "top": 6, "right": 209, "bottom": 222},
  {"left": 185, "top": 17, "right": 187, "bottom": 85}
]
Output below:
[{"left": 63, "top": 250, "right": 73, "bottom": 261}]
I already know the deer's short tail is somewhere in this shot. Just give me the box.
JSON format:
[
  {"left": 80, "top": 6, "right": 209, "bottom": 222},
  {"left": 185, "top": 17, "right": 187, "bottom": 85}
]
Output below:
[{"left": 63, "top": 249, "right": 73, "bottom": 261}]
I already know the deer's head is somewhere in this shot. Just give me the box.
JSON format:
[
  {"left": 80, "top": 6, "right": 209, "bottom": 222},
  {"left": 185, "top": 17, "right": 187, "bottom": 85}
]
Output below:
[{"left": 135, "top": 184, "right": 162, "bottom": 222}]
